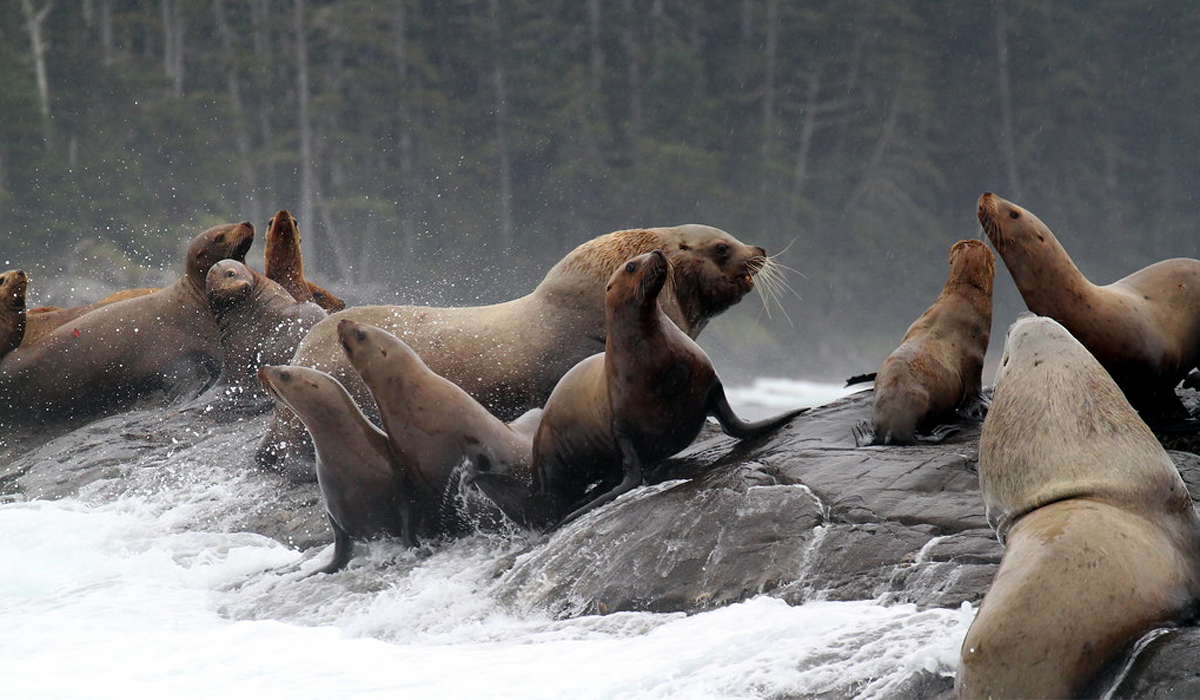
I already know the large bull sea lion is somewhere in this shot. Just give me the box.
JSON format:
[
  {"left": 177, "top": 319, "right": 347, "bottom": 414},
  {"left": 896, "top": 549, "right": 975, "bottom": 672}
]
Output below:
[
  {"left": 0, "top": 222, "right": 255, "bottom": 420},
  {"left": 258, "top": 224, "right": 776, "bottom": 475},
  {"left": 978, "top": 192, "right": 1200, "bottom": 419},
  {"left": 956, "top": 315, "right": 1200, "bottom": 698},
  {"left": 855, "top": 239, "right": 994, "bottom": 445}
]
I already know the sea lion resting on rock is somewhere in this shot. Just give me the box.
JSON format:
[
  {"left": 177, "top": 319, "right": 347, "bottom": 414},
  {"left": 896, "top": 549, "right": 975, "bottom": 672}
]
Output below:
[
  {"left": 258, "top": 224, "right": 775, "bottom": 476},
  {"left": 338, "top": 319, "right": 538, "bottom": 537},
  {"left": 855, "top": 239, "right": 994, "bottom": 446},
  {"left": 0, "top": 223, "right": 255, "bottom": 420},
  {"left": 22, "top": 287, "right": 158, "bottom": 347},
  {"left": 956, "top": 315, "right": 1200, "bottom": 699},
  {"left": 477, "top": 251, "right": 807, "bottom": 529},
  {"left": 205, "top": 260, "right": 326, "bottom": 408},
  {"left": 0, "top": 270, "right": 28, "bottom": 359},
  {"left": 264, "top": 209, "right": 344, "bottom": 312},
  {"left": 978, "top": 192, "right": 1200, "bottom": 419},
  {"left": 258, "top": 364, "right": 412, "bottom": 574}
]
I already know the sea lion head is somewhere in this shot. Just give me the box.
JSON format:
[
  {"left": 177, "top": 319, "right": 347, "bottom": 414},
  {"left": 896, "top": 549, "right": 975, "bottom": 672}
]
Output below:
[
  {"left": 187, "top": 222, "right": 255, "bottom": 282},
  {"left": 659, "top": 224, "right": 769, "bottom": 336},
  {"left": 977, "top": 193, "right": 1056, "bottom": 261},
  {"left": 0, "top": 270, "right": 28, "bottom": 311},
  {"left": 267, "top": 210, "right": 300, "bottom": 243},
  {"left": 337, "top": 319, "right": 424, "bottom": 383},
  {"left": 258, "top": 364, "right": 347, "bottom": 425},
  {"left": 947, "top": 239, "right": 995, "bottom": 295},
  {"left": 265, "top": 210, "right": 301, "bottom": 270},
  {"left": 604, "top": 250, "right": 669, "bottom": 316},
  {"left": 205, "top": 259, "right": 257, "bottom": 315}
]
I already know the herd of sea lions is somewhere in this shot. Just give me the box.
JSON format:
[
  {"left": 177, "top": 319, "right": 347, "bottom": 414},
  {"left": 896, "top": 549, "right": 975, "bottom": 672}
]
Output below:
[{"left": 4, "top": 195, "right": 1200, "bottom": 697}]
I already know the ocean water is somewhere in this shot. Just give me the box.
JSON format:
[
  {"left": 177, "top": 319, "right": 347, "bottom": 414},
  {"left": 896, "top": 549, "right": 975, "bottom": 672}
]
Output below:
[{"left": 0, "top": 379, "right": 974, "bottom": 700}]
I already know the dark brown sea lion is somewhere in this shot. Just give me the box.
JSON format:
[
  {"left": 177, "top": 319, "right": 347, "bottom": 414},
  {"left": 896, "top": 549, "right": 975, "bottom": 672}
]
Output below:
[
  {"left": 0, "top": 223, "right": 255, "bottom": 420},
  {"left": 22, "top": 287, "right": 158, "bottom": 347},
  {"left": 956, "top": 315, "right": 1200, "bottom": 699},
  {"left": 206, "top": 259, "right": 326, "bottom": 402},
  {"left": 0, "top": 270, "right": 28, "bottom": 359},
  {"left": 264, "top": 209, "right": 345, "bottom": 312},
  {"left": 518, "top": 250, "right": 807, "bottom": 529},
  {"left": 337, "top": 319, "right": 533, "bottom": 536},
  {"left": 258, "top": 224, "right": 775, "bottom": 474},
  {"left": 978, "top": 192, "right": 1200, "bottom": 419},
  {"left": 257, "top": 364, "right": 412, "bottom": 573},
  {"left": 855, "top": 239, "right": 994, "bottom": 445}
]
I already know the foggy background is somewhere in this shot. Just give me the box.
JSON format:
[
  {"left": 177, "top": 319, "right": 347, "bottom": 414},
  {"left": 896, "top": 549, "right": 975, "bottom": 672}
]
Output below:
[{"left": 3, "top": 0, "right": 1199, "bottom": 384}]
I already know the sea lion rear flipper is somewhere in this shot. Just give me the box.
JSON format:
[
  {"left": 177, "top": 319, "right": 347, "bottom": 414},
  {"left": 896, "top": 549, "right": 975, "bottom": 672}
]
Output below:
[
  {"left": 957, "top": 392, "right": 991, "bottom": 423},
  {"left": 555, "top": 435, "right": 644, "bottom": 529},
  {"left": 708, "top": 383, "right": 808, "bottom": 439},
  {"left": 915, "top": 424, "right": 962, "bottom": 444},
  {"left": 312, "top": 518, "right": 354, "bottom": 575}
]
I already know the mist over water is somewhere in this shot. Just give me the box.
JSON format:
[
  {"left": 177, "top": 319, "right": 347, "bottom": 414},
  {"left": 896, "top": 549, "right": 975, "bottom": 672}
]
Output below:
[{"left": 0, "top": 382, "right": 973, "bottom": 700}]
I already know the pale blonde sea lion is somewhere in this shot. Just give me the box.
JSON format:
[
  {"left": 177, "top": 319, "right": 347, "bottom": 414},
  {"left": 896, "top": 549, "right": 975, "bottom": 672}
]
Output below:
[
  {"left": 855, "top": 239, "right": 994, "bottom": 445},
  {"left": 978, "top": 192, "right": 1200, "bottom": 418},
  {"left": 956, "top": 315, "right": 1200, "bottom": 698},
  {"left": 257, "top": 224, "right": 774, "bottom": 474}
]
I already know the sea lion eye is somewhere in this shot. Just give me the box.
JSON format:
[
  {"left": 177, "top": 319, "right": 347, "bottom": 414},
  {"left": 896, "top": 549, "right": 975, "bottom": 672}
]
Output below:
[
  {"left": 1009, "top": 210, "right": 1020, "bottom": 220},
  {"left": 716, "top": 243, "right": 730, "bottom": 256},
  {"left": 625, "top": 262, "right": 637, "bottom": 273},
  {"left": 215, "top": 234, "right": 226, "bottom": 242}
]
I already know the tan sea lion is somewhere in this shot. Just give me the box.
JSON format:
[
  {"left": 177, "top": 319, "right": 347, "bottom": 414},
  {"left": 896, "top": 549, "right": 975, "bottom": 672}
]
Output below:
[
  {"left": 257, "top": 364, "right": 413, "bottom": 573},
  {"left": 855, "top": 239, "right": 994, "bottom": 446},
  {"left": 257, "top": 223, "right": 775, "bottom": 474},
  {"left": 337, "top": 319, "right": 534, "bottom": 536},
  {"left": 978, "top": 192, "right": 1200, "bottom": 418},
  {"left": 0, "top": 222, "right": 255, "bottom": 420},
  {"left": 205, "top": 260, "right": 326, "bottom": 411},
  {"left": 956, "top": 315, "right": 1200, "bottom": 699},
  {"left": 264, "top": 209, "right": 345, "bottom": 312},
  {"left": 22, "top": 287, "right": 158, "bottom": 347},
  {"left": 0, "top": 270, "right": 28, "bottom": 359},
  {"left": 518, "top": 250, "right": 807, "bottom": 529}
]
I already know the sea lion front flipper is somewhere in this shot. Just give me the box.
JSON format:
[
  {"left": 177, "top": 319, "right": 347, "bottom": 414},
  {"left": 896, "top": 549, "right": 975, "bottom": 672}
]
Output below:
[
  {"left": 555, "top": 434, "right": 644, "bottom": 529},
  {"left": 470, "top": 471, "right": 557, "bottom": 530},
  {"left": 915, "top": 424, "right": 963, "bottom": 444},
  {"left": 852, "top": 420, "right": 877, "bottom": 447},
  {"left": 312, "top": 518, "right": 354, "bottom": 575},
  {"left": 708, "top": 383, "right": 808, "bottom": 440}
]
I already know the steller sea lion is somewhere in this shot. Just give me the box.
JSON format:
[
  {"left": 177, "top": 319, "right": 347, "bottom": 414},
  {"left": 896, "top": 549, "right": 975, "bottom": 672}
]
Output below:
[
  {"left": 855, "top": 239, "right": 994, "bottom": 446},
  {"left": 956, "top": 315, "right": 1200, "bottom": 699},
  {"left": 257, "top": 224, "right": 777, "bottom": 475},
  {"left": 337, "top": 319, "right": 535, "bottom": 536},
  {"left": 257, "top": 364, "right": 413, "bottom": 573},
  {"left": 206, "top": 259, "right": 326, "bottom": 404},
  {"left": 22, "top": 287, "right": 158, "bottom": 347},
  {"left": 0, "top": 270, "right": 28, "bottom": 359},
  {"left": 978, "top": 192, "right": 1200, "bottom": 419},
  {"left": 264, "top": 209, "right": 345, "bottom": 312},
  {"left": 519, "top": 250, "right": 807, "bottom": 529},
  {"left": 0, "top": 222, "right": 255, "bottom": 420}
]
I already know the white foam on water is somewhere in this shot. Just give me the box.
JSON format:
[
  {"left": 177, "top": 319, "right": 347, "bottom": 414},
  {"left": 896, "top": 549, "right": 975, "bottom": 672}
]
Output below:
[
  {"left": 725, "top": 377, "right": 864, "bottom": 415},
  {"left": 0, "top": 496, "right": 973, "bottom": 700}
]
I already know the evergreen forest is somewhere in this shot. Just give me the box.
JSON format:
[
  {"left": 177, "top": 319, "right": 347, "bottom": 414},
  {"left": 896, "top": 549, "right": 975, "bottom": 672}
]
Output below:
[{"left": 3, "top": 0, "right": 1199, "bottom": 379}]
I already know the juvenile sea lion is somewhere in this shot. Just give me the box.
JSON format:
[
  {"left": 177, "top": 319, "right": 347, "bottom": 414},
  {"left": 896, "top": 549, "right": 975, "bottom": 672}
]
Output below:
[
  {"left": 206, "top": 260, "right": 326, "bottom": 403},
  {"left": 0, "top": 270, "right": 28, "bottom": 359},
  {"left": 978, "top": 192, "right": 1200, "bottom": 418},
  {"left": 257, "top": 365, "right": 413, "bottom": 573},
  {"left": 258, "top": 223, "right": 775, "bottom": 474},
  {"left": 855, "top": 239, "right": 994, "bottom": 445},
  {"left": 22, "top": 287, "right": 158, "bottom": 347},
  {"left": 523, "top": 251, "right": 807, "bottom": 529},
  {"left": 956, "top": 316, "right": 1200, "bottom": 699},
  {"left": 264, "top": 209, "right": 344, "bottom": 312},
  {"left": 0, "top": 222, "right": 255, "bottom": 420},
  {"left": 337, "top": 319, "right": 533, "bottom": 536}
]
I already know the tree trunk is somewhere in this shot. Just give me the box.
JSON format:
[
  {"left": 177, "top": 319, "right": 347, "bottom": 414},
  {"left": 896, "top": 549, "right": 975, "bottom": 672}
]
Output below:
[
  {"left": 20, "top": 0, "right": 54, "bottom": 124},
  {"left": 621, "top": 0, "right": 643, "bottom": 170},
  {"left": 294, "top": 0, "right": 316, "bottom": 251},
  {"left": 995, "top": 0, "right": 1022, "bottom": 200},
  {"left": 393, "top": 0, "right": 417, "bottom": 257},
  {"left": 99, "top": 0, "right": 113, "bottom": 65},
  {"left": 790, "top": 67, "right": 822, "bottom": 218},
  {"left": 487, "top": 0, "right": 514, "bottom": 251},
  {"left": 213, "top": 0, "right": 259, "bottom": 224},
  {"left": 162, "top": 0, "right": 184, "bottom": 96}
]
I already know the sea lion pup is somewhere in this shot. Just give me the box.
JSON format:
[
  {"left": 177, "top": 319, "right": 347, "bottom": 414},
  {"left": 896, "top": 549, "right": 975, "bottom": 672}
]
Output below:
[
  {"left": 0, "top": 270, "right": 28, "bottom": 359},
  {"left": 264, "top": 209, "right": 345, "bottom": 312},
  {"left": 956, "top": 316, "right": 1200, "bottom": 699},
  {"left": 257, "top": 365, "right": 413, "bottom": 574},
  {"left": 521, "top": 250, "right": 808, "bottom": 529},
  {"left": 205, "top": 260, "right": 326, "bottom": 406},
  {"left": 337, "top": 319, "right": 535, "bottom": 536},
  {"left": 0, "top": 222, "right": 255, "bottom": 420},
  {"left": 854, "top": 239, "right": 994, "bottom": 446},
  {"left": 978, "top": 192, "right": 1200, "bottom": 419},
  {"left": 257, "top": 223, "right": 772, "bottom": 473},
  {"left": 22, "top": 287, "right": 158, "bottom": 347}
]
